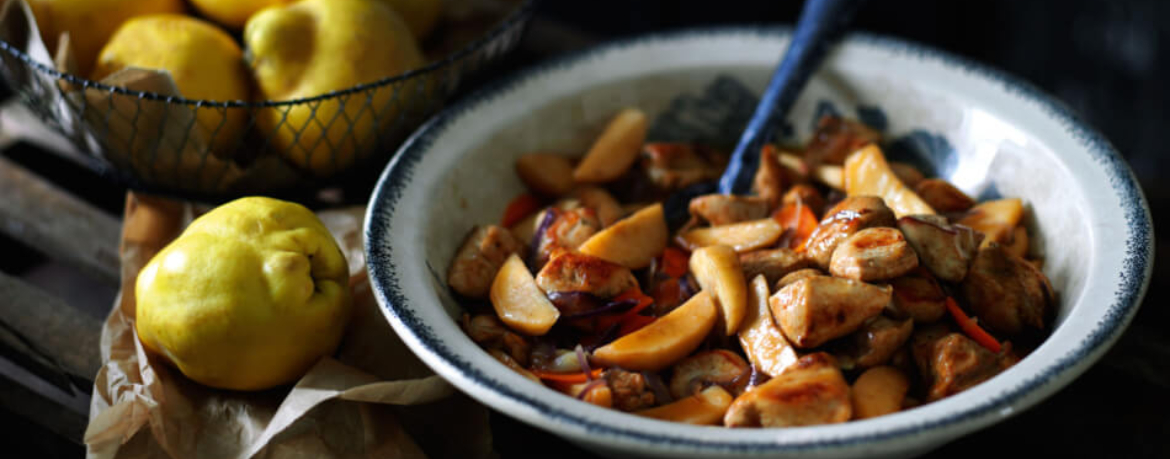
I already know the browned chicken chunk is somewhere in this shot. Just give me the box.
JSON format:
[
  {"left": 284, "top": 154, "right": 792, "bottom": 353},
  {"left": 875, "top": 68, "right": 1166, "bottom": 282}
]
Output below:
[
  {"left": 805, "top": 196, "right": 897, "bottom": 268},
  {"left": 781, "top": 184, "right": 826, "bottom": 217},
  {"left": 888, "top": 267, "right": 947, "bottom": 323},
  {"left": 914, "top": 178, "right": 975, "bottom": 213},
  {"left": 535, "top": 251, "right": 638, "bottom": 299},
  {"left": 897, "top": 215, "right": 984, "bottom": 283},
  {"left": 689, "top": 194, "right": 770, "bottom": 226},
  {"left": 829, "top": 227, "right": 919, "bottom": 281},
  {"left": 960, "top": 244, "right": 1055, "bottom": 335},
  {"left": 723, "top": 352, "right": 851, "bottom": 427},
  {"left": 739, "top": 248, "right": 814, "bottom": 286},
  {"left": 669, "top": 350, "right": 750, "bottom": 399},
  {"left": 607, "top": 369, "right": 657, "bottom": 411},
  {"left": 447, "top": 225, "right": 526, "bottom": 298},
  {"left": 851, "top": 316, "right": 914, "bottom": 368},
  {"left": 753, "top": 146, "right": 789, "bottom": 209},
  {"left": 534, "top": 207, "right": 603, "bottom": 266},
  {"left": 770, "top": 275, "right": 892, "bottom": 348},
  {"left": 641, "top": 143, "right": 725, "bottom": 191},
  {"left": 805, "top": 116, "right": 882, "bottom": 166},
  {"left": 912, "top": 329, "right": 1016, "bottom": 401}
]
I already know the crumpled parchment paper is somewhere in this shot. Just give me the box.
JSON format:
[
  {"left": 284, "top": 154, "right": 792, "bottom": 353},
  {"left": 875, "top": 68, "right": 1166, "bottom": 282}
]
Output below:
[{"left": 83, "top": 193, "right": 495, "bottom": 459}]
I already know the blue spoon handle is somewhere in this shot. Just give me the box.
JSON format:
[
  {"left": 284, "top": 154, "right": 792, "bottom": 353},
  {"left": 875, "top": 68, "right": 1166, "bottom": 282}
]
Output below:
[{"left": 718, "top": 0, "right": 868, "bottom": 195}]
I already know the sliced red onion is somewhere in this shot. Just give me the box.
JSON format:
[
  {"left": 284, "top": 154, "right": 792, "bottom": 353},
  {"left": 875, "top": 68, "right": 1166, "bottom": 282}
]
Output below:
[
  {"left": 586, "top": 323, "right": 622, "bottom": 352},
  {"left": 561, "top": 298, "right": 638, "bottom": 321},
  {"left": 641, "top": 370, "right": 673, "bottom": 405},
  {"left": 547, "top": 291, "right": 604, "bottom": 317},
  {"left": 574, "top": 344, "right": 593, "bottom": 380},
  {"left": 678, "top": 274, "right": 699, "bottom": 299},
  {"left": 526, "top": 208, "right": 558, "bottom": 269}
]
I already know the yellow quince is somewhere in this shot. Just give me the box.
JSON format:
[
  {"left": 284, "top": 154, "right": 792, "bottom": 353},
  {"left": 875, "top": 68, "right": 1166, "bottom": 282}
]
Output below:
[
  {"left": 27, "top": 0, "right": 185, "bottom": 76},
  {"left": 93, "top": 15, "right": 252, "bottom": 158},
  {"left": 244, "top": 0, "right": 424, "bottom": 175},
  {"left": 135, "top": 197, "right": 352, "bottom": 391}
]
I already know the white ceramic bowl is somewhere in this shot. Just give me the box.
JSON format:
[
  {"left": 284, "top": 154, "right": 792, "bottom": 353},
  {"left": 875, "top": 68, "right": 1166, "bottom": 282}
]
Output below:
[{"left": 365, "top": 28, "right": 1153, "bottom": 458}]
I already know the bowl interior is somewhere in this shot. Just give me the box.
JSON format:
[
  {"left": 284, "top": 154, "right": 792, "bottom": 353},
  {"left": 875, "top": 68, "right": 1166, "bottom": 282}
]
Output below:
[{"left": 367, "top": 28, "right": 1149, "bottom": 457}]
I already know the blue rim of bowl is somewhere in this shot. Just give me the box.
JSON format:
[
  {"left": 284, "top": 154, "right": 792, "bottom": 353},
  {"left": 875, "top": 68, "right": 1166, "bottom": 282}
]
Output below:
[{"left": 365, "top": 26, "right": 1154, "bottom": 452}]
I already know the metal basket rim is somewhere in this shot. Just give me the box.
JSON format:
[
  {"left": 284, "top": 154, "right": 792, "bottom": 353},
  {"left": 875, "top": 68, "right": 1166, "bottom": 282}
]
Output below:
[{"left": 0, "top": 0, "right": 537, "bottom": 109}]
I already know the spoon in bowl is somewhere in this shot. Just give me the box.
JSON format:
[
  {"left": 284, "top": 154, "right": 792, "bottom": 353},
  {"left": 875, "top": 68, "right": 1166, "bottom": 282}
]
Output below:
[{"left": 664, "top": 0, "right": 868, "bottom": 228}]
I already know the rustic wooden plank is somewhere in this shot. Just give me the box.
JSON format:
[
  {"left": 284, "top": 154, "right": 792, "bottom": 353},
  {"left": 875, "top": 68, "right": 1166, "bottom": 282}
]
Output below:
[
  {"left": 0, "top": 155, "right": 121, "bottom": 286},
  {"left": 0, "top": 271, "right": 102, "bottom": 382}
]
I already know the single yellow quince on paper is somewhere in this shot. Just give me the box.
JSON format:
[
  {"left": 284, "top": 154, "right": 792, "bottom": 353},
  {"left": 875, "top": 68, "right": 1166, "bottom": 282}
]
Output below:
[
  {"left": 93, "top": 15, "right": 251, "bottom": 158},
  {"left": 188, "top": 0, "right": 290, "bottom": 29},
  {"left": 135, "top": 197, "right": 352, "bottom": 391},
  {"left": 244, "top": 0, "right": 424, "bottom": 175},
  {"left": 27, "top": 0, "right": 185, "bottom": 76}
]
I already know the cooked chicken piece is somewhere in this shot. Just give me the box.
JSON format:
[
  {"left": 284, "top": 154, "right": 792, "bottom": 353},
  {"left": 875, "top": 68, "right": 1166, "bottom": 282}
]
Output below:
[
  {"left": 461, "top": 313, "right": 507, "bottom": 344},
  {"left": 770, "top": 275, "right": 892, "bottom": 348},
  {"left": 669, "top": 350, "right": 750, "bottom": 399},
  {"left": 535, "top": 251, "right": 637, "bottom": 299},
  {"left": 775, "top": 268, "right": 822, "bottom": 290},
  {"left": 447, "top": 225, "right": 526, "bottom": 298},
  {"left": 781, "top": 184, "right": 826, "bottom": 217},
  {"left": 914, "top": 178, "right": 975, "bottom": 213},
  {"left": 829, "top": 227, "right": 919, "bottom": 281},
  {"left": 501, "top": 331, "right": 531, "bottom": 366},
  {"left": 688, "top": 194, "right": 770, "bottom": 226},
  {"left": 723, "top": 352, "right": 851, "bottom": 427},
  {"left": 739, "top": 248, "right": 814, "bottom": 286},
  {"left": 897, "top": 215, "right": 984, "bottom": 283},
  {"left": 641, "top": 143, "right": 725, "bottom": 191},
  {"left": 888, "top": 268, "right": 947, "bottom": 323},
  {"left": 607, "top": 368, "right": 657, "bottom": 412},
  {"left": 753, "top": 146, "right": 790, "bottom": 209},
  {"left": 534, "top": 207, "right": 603, "bottom": 266},
  {"left": 851, "top": 316, "right": 914, "bottom": 368},
  {"left": 571, "top": 186, "right": 624, "bottom": 227},
  {"left": 804, "top": 115, "right": 882, "bottom": 166},
  {"left": 889, "top": 162, "right": 926, "bottom": 188},
  {"left": 960, "top": 244, "right": 1055, "bottom": 335},
  {"left": 805, "top": 196, "right": 897, "bottom": 268},
  {"left": 912, "top": 330, "right": 1016, "bottom": 401}
]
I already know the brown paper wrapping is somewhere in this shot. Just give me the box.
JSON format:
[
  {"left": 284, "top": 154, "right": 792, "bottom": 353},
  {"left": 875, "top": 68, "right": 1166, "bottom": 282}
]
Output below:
[{"left": 83, "top": 193, "right": 495, "bottom": 459}]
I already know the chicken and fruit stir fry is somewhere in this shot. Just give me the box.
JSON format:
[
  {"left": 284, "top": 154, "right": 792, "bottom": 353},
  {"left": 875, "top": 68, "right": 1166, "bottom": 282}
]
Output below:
[{"left": 447, "top": 109, "right": 1054, "bottom": 427}]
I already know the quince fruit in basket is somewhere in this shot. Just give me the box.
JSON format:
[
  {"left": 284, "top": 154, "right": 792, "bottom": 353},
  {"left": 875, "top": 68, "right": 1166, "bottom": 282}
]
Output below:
[
  {"left": 135, "top": 197, "right": 352, "bottom": 391},
  {"left": 188, "top": 0, "right": 290, "bottom": 29},
  {"left": 27, "top": 0, "right": 184, "bottom": 76},
  {"left": 93, "top": 15, "right": 251, "bottom": 158},
  {"left": 244, "top": 0, "right": 425, "bottom": 175}
]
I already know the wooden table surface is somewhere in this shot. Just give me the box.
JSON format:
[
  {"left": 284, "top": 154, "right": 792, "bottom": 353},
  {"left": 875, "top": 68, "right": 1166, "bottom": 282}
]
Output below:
[{"left": 2, "top": 2, "right": 1168, "bottom": 457}]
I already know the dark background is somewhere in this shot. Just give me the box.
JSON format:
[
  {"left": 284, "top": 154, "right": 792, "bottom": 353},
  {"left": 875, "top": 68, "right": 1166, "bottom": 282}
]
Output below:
[{"left": 3, "top": 0, "right": 1168, "bottom": 457}]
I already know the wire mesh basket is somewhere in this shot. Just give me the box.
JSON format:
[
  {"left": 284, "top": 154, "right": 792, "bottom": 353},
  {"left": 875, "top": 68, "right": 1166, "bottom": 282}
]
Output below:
[{"left": 0, "top": 0, "right": 536, "bottom": 201}]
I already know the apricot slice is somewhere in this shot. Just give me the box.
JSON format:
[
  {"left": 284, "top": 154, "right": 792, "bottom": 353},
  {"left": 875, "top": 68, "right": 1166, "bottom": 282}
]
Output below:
[
  {"left": 573, "top": 108, "right": 648, "bottom": 183},
  {"left": 739, "top": 275, "right": 799, "bottom": 377},
  {"left": 489, "top": 254, "right": 560, "bottom": 336},
  {"left": 688, "top": 245, "right": 748, "bottom": 335},
  {"left": 636, "top": 385, "right": 733, "bottom": 425},
  {"left": 678, "top": 218, "right": 783, "bottom": 253},
  {"left": 592, "top": 291, "right": 717, "bottom": 371},
  {"left": 578, "top": 203, "right": 667, "bottom": 269},
  {"left": 843, "top": 144, "right": 935, "bottom": 218},
  {"left": 957, "top": 198, "right": 1024, "bottom": 244}
]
